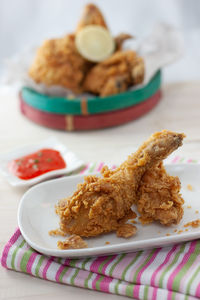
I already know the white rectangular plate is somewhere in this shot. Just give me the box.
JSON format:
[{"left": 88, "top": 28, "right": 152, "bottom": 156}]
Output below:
[
  {"left": 18, "top": 164, "right": 200, "bottom": 258},
  {"left": 0, "top": 137, "right": 84, "bottom": 187}
]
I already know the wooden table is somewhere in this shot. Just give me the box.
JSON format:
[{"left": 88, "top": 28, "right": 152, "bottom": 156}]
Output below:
[{"left": 1, "top": 82, "right": 200, "bottom": 300}]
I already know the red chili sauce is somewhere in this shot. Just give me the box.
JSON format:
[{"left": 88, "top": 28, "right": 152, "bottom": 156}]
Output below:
[{"left": 8, "top": 148, "right": 66, "bottom": 180}]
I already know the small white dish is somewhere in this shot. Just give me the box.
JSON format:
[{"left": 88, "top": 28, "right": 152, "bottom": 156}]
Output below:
[
  {"left": 18, "top": 163, "right": 200, "bottom": 258},
  {"left": 0, "top": 137, "right": 84, "bottom": 187}
]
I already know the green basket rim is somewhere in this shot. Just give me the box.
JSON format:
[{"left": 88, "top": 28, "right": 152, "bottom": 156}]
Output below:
[{"left": 21, "top": 70, "right": 161, "bottom": 115}]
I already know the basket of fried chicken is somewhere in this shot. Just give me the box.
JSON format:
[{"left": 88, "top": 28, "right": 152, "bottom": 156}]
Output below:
[{"left": 17, "top": 4, "right": 182, "bottom": 130}]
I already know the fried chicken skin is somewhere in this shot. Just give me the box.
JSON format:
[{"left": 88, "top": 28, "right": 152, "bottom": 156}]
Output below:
[
  {"left": 29, "top": 34, "right": 91, "bottom": 93},
  {"left": 55, "top": 131, "right": 185, "bottom": 238},
  {"left": 76, "top": 3, "right": 108, "bottom": 33},
  {"left": 83, "top": 50, "right": 144, "bottom": 96},
  {"left": 137, "top": 162, "right": 184, "bottom": 226}
]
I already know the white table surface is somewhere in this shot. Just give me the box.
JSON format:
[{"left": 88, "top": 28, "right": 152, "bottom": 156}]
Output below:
[{"left": 1, "top": 82, "right": 200, "bottom": 299}]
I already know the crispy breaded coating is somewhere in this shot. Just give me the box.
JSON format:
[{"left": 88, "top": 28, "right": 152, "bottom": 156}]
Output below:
[
  {"left": 29, "top": 34, "right": 91, "bottom": 93},
  {"left": 55, "top": 130, "right": 185, "bottom": 238},
  {"left": 83, "top": 50, "right": 144, "bottom": 96},
  {"left": 57, "top": 234, "right": 88, "bottom": 249},
  {"left": 137, "top": 162, "right": 184, "bottom": 226},
  {"left": 116, "top": 224, "right": 137, "bottom": 238}
]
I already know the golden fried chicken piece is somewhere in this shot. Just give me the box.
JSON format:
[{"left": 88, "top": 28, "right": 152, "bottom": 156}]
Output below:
[
  {"left": 137, "top": 162, "right": 184, "bottom": 226},
  {"left": 29, "top": 34, "right": 91, "bottom": 93},
  {"left": 83, "top": 50, "right": 144, "bottom": 96},
  {"left": 76, "top": 3, "right": 108, "bottom": 33},
  {"left": 55, "top": 130, "right": 185, "bottom": 238}
]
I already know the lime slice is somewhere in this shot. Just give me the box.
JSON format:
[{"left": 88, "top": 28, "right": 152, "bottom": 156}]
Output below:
[{"left": 75, "top": 25, "right": 115, "bottom": 62}]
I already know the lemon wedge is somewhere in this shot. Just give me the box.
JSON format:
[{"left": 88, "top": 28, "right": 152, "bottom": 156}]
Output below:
[{"left": 75, "top": 25, "right": 115, "bottom": 62}]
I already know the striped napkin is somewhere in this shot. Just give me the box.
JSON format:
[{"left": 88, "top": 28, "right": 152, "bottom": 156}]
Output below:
[{"left": 1, "top": 157, "right": 200, "bottom": 300}]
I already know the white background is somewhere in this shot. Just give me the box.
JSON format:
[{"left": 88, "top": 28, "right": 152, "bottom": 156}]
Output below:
[{"left": 0, "top": 0, "right": 200, "bottom": 83}]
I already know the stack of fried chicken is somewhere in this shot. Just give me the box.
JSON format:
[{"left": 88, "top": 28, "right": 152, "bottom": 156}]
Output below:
[
  {"left": 50, "top": 130, "right": 185, "bottom": 249},
  {"left": 29, "top": 4, "right": 144, "bottom": 97}
]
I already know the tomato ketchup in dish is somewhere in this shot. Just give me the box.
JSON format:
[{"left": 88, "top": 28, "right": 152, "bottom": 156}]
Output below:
[{"left": 8, "top": 148, "right": 66, "bottom": 180}]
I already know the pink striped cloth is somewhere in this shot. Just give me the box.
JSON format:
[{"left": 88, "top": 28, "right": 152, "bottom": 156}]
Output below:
[{"left": 1, "top": 157, "right": 200, "bottom": 300}]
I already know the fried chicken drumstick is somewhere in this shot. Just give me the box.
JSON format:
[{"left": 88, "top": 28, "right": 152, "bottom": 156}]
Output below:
[
  {"left": 137, "top": 162, "right": 184, "bottom": 226},
  {"left": 55, "top": 131, "right": 185, "bottom": 239}
]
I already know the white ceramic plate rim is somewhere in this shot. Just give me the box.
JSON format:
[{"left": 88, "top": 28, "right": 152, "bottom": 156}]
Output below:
[
  {"left": 18, "top": 164, "right": 200, "bottom": 258},
  {"left": 0, "top": 137, "right": 84, "bottom": 187}
]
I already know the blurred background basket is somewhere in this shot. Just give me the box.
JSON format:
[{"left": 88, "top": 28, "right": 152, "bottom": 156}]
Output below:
[{"left": 19, "top": 71, "right": 162, "bottom": 131}]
